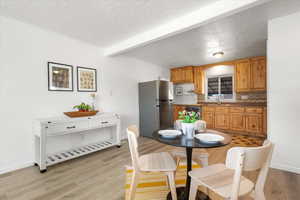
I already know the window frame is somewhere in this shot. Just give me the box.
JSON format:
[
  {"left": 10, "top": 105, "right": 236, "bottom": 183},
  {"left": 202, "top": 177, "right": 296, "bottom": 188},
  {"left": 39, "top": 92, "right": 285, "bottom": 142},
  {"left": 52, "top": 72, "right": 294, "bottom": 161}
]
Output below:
[{"left": 205, "top": 74, "right": 235, "bottom": 102}]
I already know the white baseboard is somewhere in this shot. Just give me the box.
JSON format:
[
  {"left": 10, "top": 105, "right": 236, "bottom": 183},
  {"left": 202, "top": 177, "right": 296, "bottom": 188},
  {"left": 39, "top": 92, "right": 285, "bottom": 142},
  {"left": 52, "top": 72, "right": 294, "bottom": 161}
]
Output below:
[
  {"left": 271, "top": 162, "right": 300, "bottom": 174},
  {"left": 0, "top": 161, "right": 34, "bottom": 175}
]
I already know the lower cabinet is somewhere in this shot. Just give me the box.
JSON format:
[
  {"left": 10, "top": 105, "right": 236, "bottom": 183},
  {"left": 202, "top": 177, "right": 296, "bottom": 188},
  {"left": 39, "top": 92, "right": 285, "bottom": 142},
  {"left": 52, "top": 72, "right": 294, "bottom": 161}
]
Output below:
[
  {"left": 214, "top": 112, "right": 230, "bottom": 130},
  {"left": 202, "top": 105, "right": 266, "bottom": 137},
  {"left": 246, "top": 114, "right": 263, "bottom": 134},
  {"left": 203, "top": 111, "right": 215, "bottom": 129},
  {"left": 230, "top": 113, "right": 246, "bottom": 131},
  {"left": 172, "top": 105, "right": 186, "bottom": 121}
]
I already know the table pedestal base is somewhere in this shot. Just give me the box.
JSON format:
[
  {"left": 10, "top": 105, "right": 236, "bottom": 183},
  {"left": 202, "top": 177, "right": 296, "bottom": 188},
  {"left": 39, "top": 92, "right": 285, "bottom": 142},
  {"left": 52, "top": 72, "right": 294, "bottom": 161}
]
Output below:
[{"left": 166, "top": 187, "right": 210, "bottom": 200}]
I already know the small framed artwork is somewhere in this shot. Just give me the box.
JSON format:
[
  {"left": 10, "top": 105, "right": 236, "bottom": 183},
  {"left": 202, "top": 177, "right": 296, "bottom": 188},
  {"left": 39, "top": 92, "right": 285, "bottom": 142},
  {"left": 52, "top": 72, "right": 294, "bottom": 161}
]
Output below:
[
  {"left": 175, "top": 86, "right": 183, "bottom": 96},
  {"left": 77, "top": 67, "right": 97, "bottom": 92},
  {"left": 48, "top": 62, "right": 73, "bottom": 91}
]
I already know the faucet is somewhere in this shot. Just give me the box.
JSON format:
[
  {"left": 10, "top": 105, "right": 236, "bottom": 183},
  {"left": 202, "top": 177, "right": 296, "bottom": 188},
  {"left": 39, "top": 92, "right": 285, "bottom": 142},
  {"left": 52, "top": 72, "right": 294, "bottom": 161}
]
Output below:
[{"left": 217, "top": 95, "right": 223, "bottom": 104}]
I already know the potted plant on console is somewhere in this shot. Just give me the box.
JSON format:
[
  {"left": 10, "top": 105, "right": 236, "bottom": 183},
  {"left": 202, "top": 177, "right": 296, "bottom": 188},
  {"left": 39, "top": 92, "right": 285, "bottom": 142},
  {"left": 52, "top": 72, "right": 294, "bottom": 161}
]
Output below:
[
  {"left": 64, "top": 102, "right": 98, "bottom": 118},
  {"left": 73, "top": 102, "right": 92, "bottom": 112},
  {"left": 178, "top": 110, "right": 200, "bottom": 139}
]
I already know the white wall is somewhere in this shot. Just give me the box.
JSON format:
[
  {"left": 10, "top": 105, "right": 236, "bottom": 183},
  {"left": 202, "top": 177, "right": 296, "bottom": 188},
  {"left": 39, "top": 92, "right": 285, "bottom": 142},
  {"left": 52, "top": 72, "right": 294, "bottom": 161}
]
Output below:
[
  {"left": 268, "top": 11, "right": 300, "bottom": 174},
  {"left": 173, "top": 83, "right": 198, "bottom": 104},
  {"left": 0, "top": 16, "right": 168, "bottom": 174}
]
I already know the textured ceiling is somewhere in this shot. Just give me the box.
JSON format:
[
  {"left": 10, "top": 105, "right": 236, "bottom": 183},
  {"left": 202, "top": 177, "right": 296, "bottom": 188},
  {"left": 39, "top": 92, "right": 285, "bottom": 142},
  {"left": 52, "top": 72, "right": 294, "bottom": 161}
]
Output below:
[
  {"left": 0, "top": 0, "right": 220, "bottom": 48},
  {"left": 123, "top": 0, "right": 300, "bottom": 67}
]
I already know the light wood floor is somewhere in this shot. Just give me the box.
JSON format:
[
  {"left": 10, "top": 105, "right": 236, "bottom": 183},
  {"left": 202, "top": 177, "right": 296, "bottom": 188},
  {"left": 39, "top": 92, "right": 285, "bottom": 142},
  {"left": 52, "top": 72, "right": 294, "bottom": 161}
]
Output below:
[{"left": 0, "top": 137, "right": 299, "bottom": 200}]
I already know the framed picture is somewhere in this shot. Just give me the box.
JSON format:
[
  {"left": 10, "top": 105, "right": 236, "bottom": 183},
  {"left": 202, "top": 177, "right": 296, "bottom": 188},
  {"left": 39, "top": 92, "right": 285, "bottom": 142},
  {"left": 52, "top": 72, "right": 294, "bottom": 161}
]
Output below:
[
  {"left": 48, "top": 62, "right": 73, "bottom": 91},
  {"left": 77, "top": 67, "right": 97, "bottom": 92}
]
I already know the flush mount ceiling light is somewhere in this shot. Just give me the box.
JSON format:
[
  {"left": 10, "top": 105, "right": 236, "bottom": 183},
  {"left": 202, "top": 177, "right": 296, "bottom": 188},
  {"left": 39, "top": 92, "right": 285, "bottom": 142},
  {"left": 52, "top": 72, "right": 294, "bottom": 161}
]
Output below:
[{"left": 212, "top": 51, "right": 224, "bottom": 58}]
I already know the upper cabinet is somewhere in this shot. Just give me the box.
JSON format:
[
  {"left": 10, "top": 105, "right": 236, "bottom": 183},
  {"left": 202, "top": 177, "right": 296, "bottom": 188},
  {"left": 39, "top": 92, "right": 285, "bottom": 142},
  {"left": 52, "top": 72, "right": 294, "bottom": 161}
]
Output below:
[
  {"left": 250, "top": 56, "right": 267, "bottom": 91},
  {"left": 193, "top": 67, "right": 204, "bottom": 94},
  {"left": 170, "top": 66, "right": 194, "bottom": 84},
  {"left": 235, "top": 56, "right": 266, "bottom": 92},
  {"left": 170, "top": 56, "right": 266, "bottom": 92},
  {"left": 235, "top": 59, "right": 251, "bottom": 92}
]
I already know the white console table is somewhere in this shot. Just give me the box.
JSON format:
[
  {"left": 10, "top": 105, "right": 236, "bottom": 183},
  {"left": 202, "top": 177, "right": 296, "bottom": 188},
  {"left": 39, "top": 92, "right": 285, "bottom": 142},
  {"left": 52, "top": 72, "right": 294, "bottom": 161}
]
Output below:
[{"left": 33, "top": 112, "right": 121, "bottom": 172}]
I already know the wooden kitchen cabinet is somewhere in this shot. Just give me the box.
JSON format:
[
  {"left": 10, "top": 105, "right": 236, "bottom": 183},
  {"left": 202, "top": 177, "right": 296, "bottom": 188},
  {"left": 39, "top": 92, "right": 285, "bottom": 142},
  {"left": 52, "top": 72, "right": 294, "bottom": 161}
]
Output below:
[
  {"left": 202, "top": 111, "right": 215, "bottom": 129},
  {"left": 202, "top": 105, "right": 266, "bottom": 137},
  {"left": 230, "top": 113, "right": 246, "bottom": 131},
  {"left": 170, "top": 66, "right": 194, "bottom": 84},
  {"left": 183, "top": 66, "right": 194, "bottom": 83},
  {"left": 193, "top": 67, "right": 204, "bottom": 94},
  {"left": 235, "top": 59, "right": 251, "bottom": 92},
  {"left": 263, "top": 107, "right": 267, "bottom": 135},
  {"left": 250, "top": 56, "right": 266, "bottom": 91},
  {"left": 172, "top": 105, "right": 185, "bottom": 121},
  {"left": 234, "top": 56, "right": 266, "bottom": 92},
  {"left": 244, "top": 107, "right": 264, "bottom": 135},
  {"left": 214, "top": 107, "right": 230, "bottom": 130},
  {"left": 245, "top": 114, "right": 263, "bottom": 134},
  {"left": 215, "top": 112, "right": 230, "bottom": 130},
  {"left": 170, "top": 68, "right": 182, "bottom": 83}
]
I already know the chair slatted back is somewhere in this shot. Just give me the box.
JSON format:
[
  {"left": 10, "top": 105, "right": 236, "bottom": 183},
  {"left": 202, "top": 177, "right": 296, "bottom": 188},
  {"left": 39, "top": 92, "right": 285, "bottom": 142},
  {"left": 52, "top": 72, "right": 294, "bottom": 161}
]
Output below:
[
  {"left": 226, "top": 141, "right": 273, "bottom": 171},
  {"left": 127, "top": 125, "right": 140, "bottom": 171},
  {"left": 225, "top": 140, "right": 274, "bottom": 200}
]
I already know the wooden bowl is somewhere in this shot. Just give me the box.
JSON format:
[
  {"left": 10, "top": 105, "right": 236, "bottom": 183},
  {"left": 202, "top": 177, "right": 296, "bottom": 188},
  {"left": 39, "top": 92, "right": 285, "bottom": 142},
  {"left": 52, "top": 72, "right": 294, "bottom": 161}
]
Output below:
[{"left": 64, "top": 111, "right": 99, "bottom": 118}]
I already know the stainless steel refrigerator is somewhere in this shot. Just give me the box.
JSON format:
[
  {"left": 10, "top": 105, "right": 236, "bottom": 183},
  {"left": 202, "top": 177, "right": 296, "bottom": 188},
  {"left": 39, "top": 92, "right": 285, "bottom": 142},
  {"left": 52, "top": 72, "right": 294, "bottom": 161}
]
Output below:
[{"left": 138, "top": 80, "right": 174, "bottom": 138}]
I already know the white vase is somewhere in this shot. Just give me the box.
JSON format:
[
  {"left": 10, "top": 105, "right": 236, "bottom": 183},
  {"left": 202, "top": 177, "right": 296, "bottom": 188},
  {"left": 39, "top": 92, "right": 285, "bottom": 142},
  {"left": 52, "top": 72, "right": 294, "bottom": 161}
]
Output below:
[{"left": 181, "top": 122, "right": 195, "bottom": 140}]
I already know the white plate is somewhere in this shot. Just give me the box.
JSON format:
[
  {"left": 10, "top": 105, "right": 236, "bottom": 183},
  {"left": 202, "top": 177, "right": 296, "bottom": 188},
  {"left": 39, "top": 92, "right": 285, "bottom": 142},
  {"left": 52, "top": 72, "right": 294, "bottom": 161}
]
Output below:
[
  {"left": 194, "top": 133, "right": 224, "bottom": 143},
  {"left": 158, "top": 130, "right": 181, "bottom": 139}
]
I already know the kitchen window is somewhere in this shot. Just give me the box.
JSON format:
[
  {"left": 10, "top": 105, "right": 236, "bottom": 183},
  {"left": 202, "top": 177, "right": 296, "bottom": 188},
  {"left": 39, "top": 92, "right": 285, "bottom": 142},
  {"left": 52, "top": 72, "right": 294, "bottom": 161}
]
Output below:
[{"left": 206, "top": 75, "right": 234, "bottom": 101}]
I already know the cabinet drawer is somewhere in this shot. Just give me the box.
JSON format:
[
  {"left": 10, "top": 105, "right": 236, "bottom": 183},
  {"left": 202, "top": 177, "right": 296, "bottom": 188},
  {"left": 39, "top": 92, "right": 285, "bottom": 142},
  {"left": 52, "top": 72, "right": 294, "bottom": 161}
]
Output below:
[
  {"left": 89, "top": 118, "right": 117, "bottom": 128},
  {"left": 46, "top": 121, "right": 88, "bottom": 136},
  {"left": 203, "top": 106, "right": 215, "bottom": 112},
  {"left": 215, "top": 107, "right": 229, "bottom": 113},
  {"left": 230, "top": 107, "right": 245, "bottom": 113},
  {"left": 245, "top": 107, "right": 263, "bottom": 114}
]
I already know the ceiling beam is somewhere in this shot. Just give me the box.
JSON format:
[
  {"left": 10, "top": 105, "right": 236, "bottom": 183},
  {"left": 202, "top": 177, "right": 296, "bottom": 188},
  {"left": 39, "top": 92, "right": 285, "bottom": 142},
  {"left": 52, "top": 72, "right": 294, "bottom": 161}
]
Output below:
[{"left": 104, "top": 0, "right": 271, "bottom": 56}]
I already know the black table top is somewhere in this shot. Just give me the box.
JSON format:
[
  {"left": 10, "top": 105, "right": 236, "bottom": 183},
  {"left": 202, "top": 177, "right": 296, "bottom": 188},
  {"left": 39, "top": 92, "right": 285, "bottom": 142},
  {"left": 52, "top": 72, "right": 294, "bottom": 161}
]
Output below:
[{"left": 152, "top": 129, "right": 231, "bottom": 148}]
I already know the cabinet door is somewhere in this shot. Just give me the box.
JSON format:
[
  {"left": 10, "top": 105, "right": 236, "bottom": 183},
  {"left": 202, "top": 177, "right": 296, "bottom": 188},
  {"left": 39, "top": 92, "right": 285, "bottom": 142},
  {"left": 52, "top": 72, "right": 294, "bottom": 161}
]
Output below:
[
  {"left": 171, "top": 68, "right": 182, "bottom": 83},
  {"left": 173, "top": 105, "right": 185, "bottom": 121},
  {"left": 235, "top": 59, "right": 251, "bottom": 92},
  {"left": 193, "top": 67, "right": 204, "bottom": 94},
  {"left": 251, "top": 57, "right": 266, "bottom": 91},
  {"left": 230, "top": 113, "right": 245, "bottom": 131},
  {"left": 170, "top": 69, "right": 176, "bottom": 83},
  {"left": 262, "top": 107, "right": 267, "bottom": 136},
  {"left": 215, "top": 112, "right": 230, "bottom": 130},
  {"left": 183, "top": 66, "right": 194, "bottom": 83},
  {"left": 173, "top": 105, "right": 179, "bottom": 121},
  {"left": 246, "top": 114, "right": 263, "bottom": 134},
  {"left": 203, "top": 112, "right": 215, "bottom": 129}
]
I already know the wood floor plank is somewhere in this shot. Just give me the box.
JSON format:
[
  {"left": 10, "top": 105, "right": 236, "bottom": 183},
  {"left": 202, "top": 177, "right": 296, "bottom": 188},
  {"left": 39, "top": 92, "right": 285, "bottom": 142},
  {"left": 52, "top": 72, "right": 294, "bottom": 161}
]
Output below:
[{"left": 0, "top": 136, "right": 299, "bottom": 200}]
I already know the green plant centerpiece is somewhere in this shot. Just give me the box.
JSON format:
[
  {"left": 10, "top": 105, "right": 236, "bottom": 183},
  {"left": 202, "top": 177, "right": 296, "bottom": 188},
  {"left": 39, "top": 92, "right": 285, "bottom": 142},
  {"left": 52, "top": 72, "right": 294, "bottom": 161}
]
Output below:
[
  {"left": 178, "top": 110, "right": 200, "bottom": 139},
  {"left": 73, "top": 102, "right": 92, "bottom": 112},
  {"left": 178, "top": 110, "right": 199, "bottom": 123}
]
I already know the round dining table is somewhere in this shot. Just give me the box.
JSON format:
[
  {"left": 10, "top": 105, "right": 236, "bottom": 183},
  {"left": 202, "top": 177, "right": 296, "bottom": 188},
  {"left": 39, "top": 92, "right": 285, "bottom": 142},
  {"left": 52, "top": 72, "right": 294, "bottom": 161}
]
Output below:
[{"left": 152, "top": 129, "right": 231, "bottom": 200}]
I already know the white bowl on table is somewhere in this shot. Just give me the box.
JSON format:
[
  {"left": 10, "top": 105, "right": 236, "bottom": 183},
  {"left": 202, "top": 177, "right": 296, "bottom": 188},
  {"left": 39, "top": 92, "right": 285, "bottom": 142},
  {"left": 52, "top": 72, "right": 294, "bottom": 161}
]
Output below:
[
  {"left": 194, "top": 133, "right": 224, "bottom": 143},
  {"left": 158, "top": 130, "right": 182, "bottom": 139}
]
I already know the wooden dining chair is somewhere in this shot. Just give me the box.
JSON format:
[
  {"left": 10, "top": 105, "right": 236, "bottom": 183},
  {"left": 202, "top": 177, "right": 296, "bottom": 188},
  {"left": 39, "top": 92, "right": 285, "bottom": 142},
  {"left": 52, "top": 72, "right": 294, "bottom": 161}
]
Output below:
[
  {"left": 188, "top": 140, "right": 273, "bottom": 200},
  {"left": 127, "top": 125, "right": 178, "bottom": 200}
]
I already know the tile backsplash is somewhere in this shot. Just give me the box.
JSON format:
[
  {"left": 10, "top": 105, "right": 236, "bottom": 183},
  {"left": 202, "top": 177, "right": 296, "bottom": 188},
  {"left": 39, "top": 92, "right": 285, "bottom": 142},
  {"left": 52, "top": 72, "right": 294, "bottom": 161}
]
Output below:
[
  {"left": 197, "top": 91, "right": 267, "bottom": 103},
  {"left": 236, "top": 91, "right": 267, "bottom": 101}
]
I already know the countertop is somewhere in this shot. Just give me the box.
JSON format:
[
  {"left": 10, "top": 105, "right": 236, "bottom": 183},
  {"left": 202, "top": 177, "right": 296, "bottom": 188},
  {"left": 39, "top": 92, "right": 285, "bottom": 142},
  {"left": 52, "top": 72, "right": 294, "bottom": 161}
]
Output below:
[{"left": 173, "top": 101, "right": 267, "bottom": 107}]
